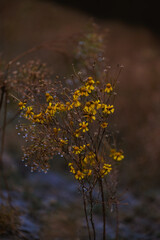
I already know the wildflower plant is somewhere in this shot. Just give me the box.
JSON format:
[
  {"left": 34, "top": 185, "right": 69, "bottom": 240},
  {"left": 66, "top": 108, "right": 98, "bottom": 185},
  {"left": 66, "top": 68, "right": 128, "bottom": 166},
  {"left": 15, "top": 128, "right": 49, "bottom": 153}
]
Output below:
[{"left": 17, "top": 63, "right": 124, "bottom": 239}]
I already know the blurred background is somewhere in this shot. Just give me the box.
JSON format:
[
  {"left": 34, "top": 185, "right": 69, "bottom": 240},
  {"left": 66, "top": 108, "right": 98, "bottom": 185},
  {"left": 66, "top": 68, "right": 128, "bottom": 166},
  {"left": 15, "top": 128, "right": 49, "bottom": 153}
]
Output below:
[{"left": 0, "top": 0, "right": 160, "bottom": 239}]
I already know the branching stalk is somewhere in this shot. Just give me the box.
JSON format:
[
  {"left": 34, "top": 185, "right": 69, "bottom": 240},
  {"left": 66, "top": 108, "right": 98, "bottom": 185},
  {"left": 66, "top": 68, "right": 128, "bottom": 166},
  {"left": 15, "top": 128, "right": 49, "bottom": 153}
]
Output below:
[
  {"left": 89, "top": 189, "right": 96, "bottom": 240},
  {"left": 82, "top": 185, "right": 92, "bottom": 240},
  {"left": 115, "top": 202, "right": 119, "bottom": 240},
  {"left": 99, "top": 178, "right": 106, "bottom": 240}
]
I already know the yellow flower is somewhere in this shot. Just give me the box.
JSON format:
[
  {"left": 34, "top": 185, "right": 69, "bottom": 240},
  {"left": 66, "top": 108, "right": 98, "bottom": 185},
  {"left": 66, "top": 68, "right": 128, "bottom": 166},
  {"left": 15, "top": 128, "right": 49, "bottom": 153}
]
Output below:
[
  {"left": 101, "top": 122, "right": 108, "bottom": 128},
  {"left": 100, "top": 163, "right": 112, "bottom": 177},
  {"left": 85, "top": 101, "right": 92, "bottom": 107},
  {"left": 66, "top": 102, "right": 73, "bottom": 110},
  {"left": 113, "top": 152, "right": 124, "bottom": 161},
  {"left": 79, "top": 86, "right": 90, "bottom": 96},
  {"left": 74, "top": 129, "right": 81, "bottom": 138},
  {"left": 45, "top": 93, "right": 50, "bottom": 98},
  {"left": 72, "top": 146, "right": 81, "bottom": 154},
  {"left": 79, "top": 121, "right": 89, "bottom": 132},
  {"left": 83, "top": 102, "right": 97, "bottom": 116},
  {"left": 84, "top": 114, "right": 96, "bottom": 122},
  {"left": 45, "top": 102, "right": 56, "bottom": 116},
  {"left": 73, "top": 100, "right": 81, "bottom": 107},
  {"left": 80, "top": 145, "right": 86, "bottom": 151},
  {"left": 105, "top": 83, "right": 113, "bottom": 93},
  {"left": 70, "top": 166, "right": 76, "bottom": 174},
  {"left": 96, "top": 81, "right": 100, "bottom": 85},
  {"left": 19, "top": 102, "right": 26, "bottom": 110},
  {"left": 73, "top": 90, "right": 80, "bottom": 100},
  {"left": 72, "top": 145, "right": 86, "bottom": 154},
  {"left": 87, "top": 152, "right": 95, "bottom": 159},
  {"left": 46, "top": 93, "right": 53, "bottom": 102},
  {"left": 60, "top": 139, "right": 68, "bottom": 145},
  {"left": 83, "top": 104, "right": 91, "bottom": 113},
  {"left": 83, "top": 168, "right": 92, "bottom": 176},
  {"left": 93, "top": 100, "right": 101, "bottom": 109},
  {"left": 33, "top": 112, "right": 44, "bottom": 123},
  {"left": 109, "top": 149, "right": 124, "bottom": 161},
  {"left": 86, "top": 85, "right": 95, "bottom": 91},
  {"left": 85, "top": 77, "right": 95, "bottom": 91},
  {"left": 103, "top": 163, "right": 112, "bottom": 171},
  {"left": 87, "top": 169, "right": 92, "bottom": 176},
  {"left": 87, "top": 76, "right": 94, "bottom": 81},
  {"left": 53, "top": 128, "right": 61, "bottom": 134},
  {"left": 84, "top": 152, "right": 96, "bottom": 164},
  {"left": 103, "top": 104, "right": 114, "bottom": 114},
  {"left": 47, "top": 102, "right": 53, "bottom": 110},
  {"left": 75, "top": 170, "right": 85, "bottom": 180},
  {"left": 68, "top": 163, "right": 76, "bottom": 174},
  {"left": 55, "top": 102, "right": 65, "bottom": 112},
  {"left": 109, "top": 149, "right": 116, "bottom": 157},
  {"left": 25, "top": 106, "right": 34, "bottom": 119}
]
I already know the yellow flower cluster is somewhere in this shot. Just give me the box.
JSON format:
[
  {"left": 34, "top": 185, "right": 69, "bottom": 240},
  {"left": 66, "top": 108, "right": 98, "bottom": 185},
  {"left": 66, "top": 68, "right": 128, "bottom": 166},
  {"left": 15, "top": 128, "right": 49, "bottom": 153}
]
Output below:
[
  {"left": 69, "top": 151, "right": 112, "bottom": 180},
  {"left": 68, "top": 163, "right": 85, "bottom": 180},
  {"left": 84, "top": 151, "right": 96, "bottom": 164},
  {"left": 45, "top": 102, "right": 66, "bottom": 117},
  {"left": 83, "top": 101, "right": 100, "bottom": 113},
  {"left": 18, "top": 74, "right": 123, "bottom": 181},
  {"left": 102, "top": 104, "right": 114, "bottom": 114},
  {"left": 33, "top": 113, "right": 45, "bottom": 124},
  {"left": 83, "top": 101, "right": 97, "bottom": 122},
  {"left": 25, "top": 106, "right": 34, "bottom": 119},
  {"left": 82, "top": 102, "right": 114, "bottom": 129},
  {"left": 72, "top": 145, "right": 86, "bottom": 154},
  {"left": 85, "top": 76, "right": 95, "bottom": 91},
  {"left": 68, "top": 162, "right": 92, "bottom": 181},
  {"left": 73, "top": 76, "right": 95, "bottom": 100},
  {"left": 19, "top": 77, "right": 114, "bottom": 128}
]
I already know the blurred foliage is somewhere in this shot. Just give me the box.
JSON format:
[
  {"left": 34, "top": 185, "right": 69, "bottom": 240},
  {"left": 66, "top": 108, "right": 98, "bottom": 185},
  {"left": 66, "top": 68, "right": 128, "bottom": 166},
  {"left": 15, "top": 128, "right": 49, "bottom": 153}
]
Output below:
[{"left": 0, "top": 204, "right": 20, "bottom": 235}]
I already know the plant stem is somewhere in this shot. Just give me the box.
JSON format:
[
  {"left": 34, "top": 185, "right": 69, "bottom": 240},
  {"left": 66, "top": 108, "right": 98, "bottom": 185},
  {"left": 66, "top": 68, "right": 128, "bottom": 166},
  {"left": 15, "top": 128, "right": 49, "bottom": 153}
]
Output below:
[
  {"left": 0, "top": 91, "right": 12, "bottom": 208},
  {"left": 0, "top": 87, "right": 4, "bottom": 201},
  {"left": 0, "top": 86, "right": 5, "bottom": 115},
  {"left": 89, "top": 190, "right": 96, "bottom": 240},
  {"left": 115, "top": 202, "right": 119, "bottom": 240},
  {"left": 99, "top": 178, "right": 106, "bottom": 240},
  {"left": 82, "top": 185, "right": 92, "bottom": 240}
]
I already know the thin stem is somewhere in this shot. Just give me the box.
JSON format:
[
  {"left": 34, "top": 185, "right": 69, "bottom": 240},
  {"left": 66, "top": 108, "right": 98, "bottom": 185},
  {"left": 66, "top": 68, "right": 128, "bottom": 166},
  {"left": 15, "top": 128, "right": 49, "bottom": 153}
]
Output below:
[
  {"left": 115, "top": 202, "right": 119, "bottom": 240},
  {"left": 99, "top": 178, "right": 106, "bottom": 240},
  {"left": 0, "top": 86, "right": 5, "bottom": 113},
  {"left": 0, "top": 88, "right": 5, "bottom": 165},
  {"left": 82, "top": 185, "right": 92, "bottom": 240},
  {"left": 0, "top": 87, "right": 4, "bottom": 201},
  {"left": 0, "top": 92, "right": 12, "bottom": 208},
  {"left": 89, "top": 190, "right": 96, "bottom": 240},
  {"left": 97, "top": 128, "right": 105, "bottom": 153}
]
